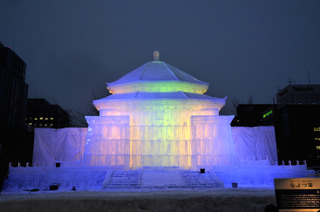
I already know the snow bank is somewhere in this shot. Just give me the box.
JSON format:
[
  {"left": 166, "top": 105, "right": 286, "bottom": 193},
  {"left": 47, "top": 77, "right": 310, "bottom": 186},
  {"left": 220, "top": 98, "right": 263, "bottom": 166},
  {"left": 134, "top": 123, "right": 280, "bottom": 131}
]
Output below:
[
  {"left": 1, "top": 166, "right": 312, "bottom": 211},
  {"left": 0, "top": 189, "right": 276, "bottom": 211}
]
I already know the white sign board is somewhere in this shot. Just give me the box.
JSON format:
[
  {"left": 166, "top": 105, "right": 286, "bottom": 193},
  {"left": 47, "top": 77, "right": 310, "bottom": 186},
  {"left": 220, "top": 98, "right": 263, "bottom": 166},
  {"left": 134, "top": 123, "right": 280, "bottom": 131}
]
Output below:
[{"left": 274, "top": 178, "right": 320, "bottom": 212}]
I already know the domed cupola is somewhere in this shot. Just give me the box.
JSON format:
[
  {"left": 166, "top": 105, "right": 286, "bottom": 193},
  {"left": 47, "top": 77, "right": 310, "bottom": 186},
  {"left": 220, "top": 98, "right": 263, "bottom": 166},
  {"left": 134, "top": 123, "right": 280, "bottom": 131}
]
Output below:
[
  {"left": 107, "top": 51, "right": 209, "bottom": 95},
  {"left": 94, "top": 51, "right": 226, "bottom": 112}
]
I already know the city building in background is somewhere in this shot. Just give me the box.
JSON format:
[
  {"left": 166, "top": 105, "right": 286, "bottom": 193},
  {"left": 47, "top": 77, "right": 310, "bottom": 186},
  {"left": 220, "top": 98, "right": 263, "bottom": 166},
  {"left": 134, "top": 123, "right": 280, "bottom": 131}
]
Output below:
[
  {"left": 275, "top": 85, "right": 320, "bottom": 167},
  {"left": 276, "top": 84, "right": 320, "bottom": 106},
  {"left": 0, "top": 43, "right": 32, "bottom": 177},
  {"left": 231, "top": 104, "right": 275, "bottom": 127},
  {"left": 26, "top": 98, "right": 70, "bottom": 129},
  {"left": 0, "top": 42, "right": 28, "bottom": 130},
  {"left": 232, "top": 84, "right": 320, "bottom": 167}
]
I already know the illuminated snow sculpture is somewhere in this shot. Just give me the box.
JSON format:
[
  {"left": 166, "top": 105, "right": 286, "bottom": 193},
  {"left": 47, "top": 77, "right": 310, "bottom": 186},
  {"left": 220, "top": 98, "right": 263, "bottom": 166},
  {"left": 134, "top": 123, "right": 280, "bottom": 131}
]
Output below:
[{"left": 83, "top": 51, "right": 238, "bottom": 169}]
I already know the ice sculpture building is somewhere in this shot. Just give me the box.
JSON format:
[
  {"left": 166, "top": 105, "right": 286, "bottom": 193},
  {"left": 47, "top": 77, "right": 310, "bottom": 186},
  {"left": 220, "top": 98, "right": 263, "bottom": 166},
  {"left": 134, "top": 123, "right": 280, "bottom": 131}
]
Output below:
[
  {"left": 83, "top": 51, "right": 238, "bottom": 169},
  {"left": 3, "top": 52, "right": 313, "bottom": 193}
]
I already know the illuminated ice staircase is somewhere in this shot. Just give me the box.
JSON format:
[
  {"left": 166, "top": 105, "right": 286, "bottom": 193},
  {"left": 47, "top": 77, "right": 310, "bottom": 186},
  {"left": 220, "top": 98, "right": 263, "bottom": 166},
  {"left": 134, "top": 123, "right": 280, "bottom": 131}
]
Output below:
[
  {"left": 180, "top": 171, "right": 224, "bottom": 188},
  {"left": 102, "top": 169, "right": 224, "bottom": 189},
  {"left": 103, "top": 170, "right": 141, "bottom": 188}
]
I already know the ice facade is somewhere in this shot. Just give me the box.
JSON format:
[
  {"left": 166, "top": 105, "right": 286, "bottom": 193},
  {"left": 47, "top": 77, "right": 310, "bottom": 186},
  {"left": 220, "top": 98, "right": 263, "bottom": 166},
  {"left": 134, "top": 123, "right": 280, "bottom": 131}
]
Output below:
[
  {"left": 83, "top": 55, "right": 238, "bottom": 169},
  {"left": 31, "top": 126, "right": 278, "bottom": 168}
]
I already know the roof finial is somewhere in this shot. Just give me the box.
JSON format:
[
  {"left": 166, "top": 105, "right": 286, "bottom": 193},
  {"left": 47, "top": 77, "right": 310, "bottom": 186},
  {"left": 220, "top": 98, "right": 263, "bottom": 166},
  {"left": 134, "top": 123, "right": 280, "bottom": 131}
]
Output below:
[{"left": 153, "top": 50, "right": 160, "bottom": 61}]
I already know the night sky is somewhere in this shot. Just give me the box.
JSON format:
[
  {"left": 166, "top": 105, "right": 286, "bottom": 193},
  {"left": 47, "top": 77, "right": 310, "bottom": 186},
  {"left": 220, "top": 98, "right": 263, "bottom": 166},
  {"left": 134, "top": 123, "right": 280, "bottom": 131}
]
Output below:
[{"left": 1, "top": 0, "right": 320, "bottom": 115}]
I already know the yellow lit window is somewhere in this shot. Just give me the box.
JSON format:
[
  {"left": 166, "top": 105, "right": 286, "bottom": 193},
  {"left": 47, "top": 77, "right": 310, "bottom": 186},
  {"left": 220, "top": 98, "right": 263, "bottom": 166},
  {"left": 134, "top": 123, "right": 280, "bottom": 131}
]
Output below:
[
  {"left": 50, "top": 117, "right": 54, "bottom": 120},
  {"left": 40, "top": 117, "right": 43, "bottom": 120},
  {"left": 45, "top": 118, "right": 48, "bottom": 120},
  {"left": 313, "top": 127, "right": 320, "bottom": 132},
  {"left": 28, "top": 123, "right": 32, "bottom": 126},
  {"left": 34, "top": 118, "right": 38, "bottom": 120},
  {"left": 316, "top": 146, "right": 320, "bottom": 150},
  {"left": 315, "top": 138, "right": 320, "bottom": 141}
]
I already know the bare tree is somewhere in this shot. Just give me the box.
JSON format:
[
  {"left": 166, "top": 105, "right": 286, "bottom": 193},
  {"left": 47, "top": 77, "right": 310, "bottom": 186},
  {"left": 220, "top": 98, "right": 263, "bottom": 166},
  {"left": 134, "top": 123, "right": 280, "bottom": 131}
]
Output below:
[
  {"left": 232, "top": 98, "right": 239, "bottom": 115},
  {"left": 231, "top": 95, "right": 255, "bottom": 115},
  {"left": 68, "top": 90, "right": 101, "bottom": 127},
  {"left": 247, "top": 95, "right": 254, "bottom": 105},
  {"left": 68, "top": 110, "right": 89, "bottom": 127}
]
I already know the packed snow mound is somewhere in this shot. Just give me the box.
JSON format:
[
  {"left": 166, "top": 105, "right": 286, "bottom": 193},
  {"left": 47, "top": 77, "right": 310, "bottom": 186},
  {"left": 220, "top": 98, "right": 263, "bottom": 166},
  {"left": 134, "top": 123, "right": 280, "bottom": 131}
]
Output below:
[{"left": 0, "top": 189, "right": 277, "bottom": 212}]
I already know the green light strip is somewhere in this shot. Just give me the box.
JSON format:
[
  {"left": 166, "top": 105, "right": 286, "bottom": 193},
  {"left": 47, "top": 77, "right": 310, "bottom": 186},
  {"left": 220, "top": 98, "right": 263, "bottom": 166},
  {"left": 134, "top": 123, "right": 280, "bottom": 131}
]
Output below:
[{"left": 108, "top": 81, "right": 208, "bottom": 94}]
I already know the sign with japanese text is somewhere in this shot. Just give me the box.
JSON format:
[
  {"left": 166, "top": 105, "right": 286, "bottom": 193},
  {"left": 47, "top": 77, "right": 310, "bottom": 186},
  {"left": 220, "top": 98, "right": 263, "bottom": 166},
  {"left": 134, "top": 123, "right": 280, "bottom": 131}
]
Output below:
[{"left": 274, "top": 178, "right": 320, "bottom": 212}]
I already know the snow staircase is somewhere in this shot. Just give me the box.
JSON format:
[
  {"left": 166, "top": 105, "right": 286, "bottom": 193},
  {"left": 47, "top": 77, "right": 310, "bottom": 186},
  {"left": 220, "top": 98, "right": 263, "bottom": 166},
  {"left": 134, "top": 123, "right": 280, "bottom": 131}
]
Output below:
[
  {"left": 102, "top": 169, "right": 224, "bottom": 189},
  {"left": 102, "top": 170, "right": 141, "bottom": 188},
  {"left": 180, "top": 171, "right": 224, "bottom": 188}
]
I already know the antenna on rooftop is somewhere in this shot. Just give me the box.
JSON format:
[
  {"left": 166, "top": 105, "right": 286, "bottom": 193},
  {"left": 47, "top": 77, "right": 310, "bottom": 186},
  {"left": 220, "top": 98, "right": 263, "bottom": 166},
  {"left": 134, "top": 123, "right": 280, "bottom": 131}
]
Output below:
[
  {"left": 307, "top": 70, "right": 311, "bottom": 85},
  {"left": 153, "top": 50, "right": 160, "bottom": 61},
  {"left": 288, "top": 77, "right": 295, "bottom": 85}
]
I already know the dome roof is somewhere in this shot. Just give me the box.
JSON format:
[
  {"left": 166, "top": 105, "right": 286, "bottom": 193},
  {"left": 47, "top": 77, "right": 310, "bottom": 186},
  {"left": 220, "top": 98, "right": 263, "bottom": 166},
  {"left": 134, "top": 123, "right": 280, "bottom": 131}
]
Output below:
[
  {"left": 107, "top": 59, "right": 209, "bottom": 94},
  {"left": 108, "top": 61, "right": 208, "bottom": 86},
  {"left": 94, "top": 51, "right": 226, "bottom": 112}
]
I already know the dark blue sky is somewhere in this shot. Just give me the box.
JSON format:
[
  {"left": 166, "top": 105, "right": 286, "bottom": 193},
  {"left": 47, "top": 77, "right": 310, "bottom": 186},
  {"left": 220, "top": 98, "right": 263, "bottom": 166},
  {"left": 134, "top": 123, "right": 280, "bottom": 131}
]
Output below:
[{"left": 1, "top": 0, "right": 320, "bottom": 114}]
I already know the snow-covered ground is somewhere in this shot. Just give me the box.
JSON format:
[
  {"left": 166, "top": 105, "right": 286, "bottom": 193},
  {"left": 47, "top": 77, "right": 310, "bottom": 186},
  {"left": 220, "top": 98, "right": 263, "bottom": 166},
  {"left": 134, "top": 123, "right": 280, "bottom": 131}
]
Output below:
[
  {"left": 0, "top": 188, "right": 276, "bottom": 211},
  {"left": 0, "top": 165, "right": 314, "bottom": 211}
]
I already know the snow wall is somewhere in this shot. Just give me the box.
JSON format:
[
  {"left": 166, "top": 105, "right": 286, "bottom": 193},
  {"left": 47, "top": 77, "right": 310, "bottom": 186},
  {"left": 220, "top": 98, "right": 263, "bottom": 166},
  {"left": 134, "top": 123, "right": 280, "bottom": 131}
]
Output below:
[{"left": 32, "top": 126, "right": 277, "bottom": 168}]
